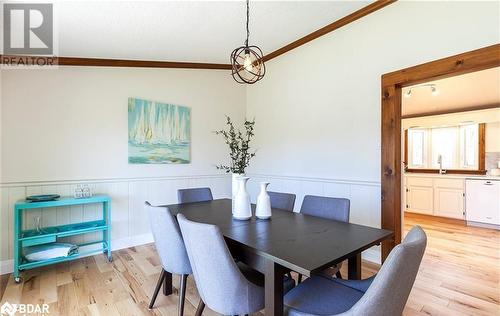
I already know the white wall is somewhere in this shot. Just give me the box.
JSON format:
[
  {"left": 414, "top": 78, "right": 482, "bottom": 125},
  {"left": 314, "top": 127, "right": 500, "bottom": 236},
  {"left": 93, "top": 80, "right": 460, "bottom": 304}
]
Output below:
[
  {"left": 1, "top": 67, "right": 245, "bottom": 183},
  {"left": 486, "top": 122, "right": 500, "bottom": 153},
  {"left": 0, "top": 67, "right": 245, "bottom": 272},
  {"left": 245, "top": 0, "right": 499, "bottom": 260}
]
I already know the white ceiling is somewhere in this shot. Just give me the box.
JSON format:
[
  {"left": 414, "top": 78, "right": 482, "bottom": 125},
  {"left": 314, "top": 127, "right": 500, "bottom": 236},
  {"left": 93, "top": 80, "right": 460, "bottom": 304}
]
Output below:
[
  {"left": 402, "top": 67, "right": 500, "bottom": 116},
  {"left": 53, "top": 1, "right": 371, "bottom": 63}
]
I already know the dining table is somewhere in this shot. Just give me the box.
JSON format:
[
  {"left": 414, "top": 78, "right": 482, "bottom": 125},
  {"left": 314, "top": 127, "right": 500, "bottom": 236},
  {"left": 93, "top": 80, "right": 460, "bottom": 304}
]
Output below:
[{"left": 165, "top": 198, "right": 394, "bottom": 316}]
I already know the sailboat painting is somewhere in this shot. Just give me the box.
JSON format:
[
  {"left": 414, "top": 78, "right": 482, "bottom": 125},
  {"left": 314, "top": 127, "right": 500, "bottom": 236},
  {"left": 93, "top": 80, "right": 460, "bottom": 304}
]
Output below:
[{"left": 128, "top": 97, "right": 191, "bottom": 164}]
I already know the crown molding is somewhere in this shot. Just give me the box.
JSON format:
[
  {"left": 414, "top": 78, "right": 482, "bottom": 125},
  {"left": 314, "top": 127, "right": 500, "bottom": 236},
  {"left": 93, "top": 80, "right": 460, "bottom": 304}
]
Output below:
[{"left": 263, "top": 0, "right": 397, "bottom": 62}]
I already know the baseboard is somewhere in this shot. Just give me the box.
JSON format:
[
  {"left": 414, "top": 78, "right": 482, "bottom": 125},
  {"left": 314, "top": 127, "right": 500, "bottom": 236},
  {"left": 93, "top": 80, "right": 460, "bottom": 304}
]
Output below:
[
  {"left": 362, "top": 248, "right": 381, "bottom": 265},
  {"left": 111, "top": 233, "right": 154, "bottom": 251},
  {"left": 405, "top": 211, "right": 466, "bottom": 226},
  {"left": 467, "top": 221, "right": 500, "bottom": 230},
  {"left": 0, "top": 260, "right": 13, "bottom": 276},
  {"left": 0, "top": 233, "right": 154, "bottom": 275}
]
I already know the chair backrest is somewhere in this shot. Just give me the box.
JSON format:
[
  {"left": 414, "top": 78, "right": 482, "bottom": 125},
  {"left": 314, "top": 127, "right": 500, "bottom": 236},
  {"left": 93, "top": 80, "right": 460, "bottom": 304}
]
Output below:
[
  {"left": 177, "top": 214, "right": 263, "bottom": 315},
  {"left": 300, "top": 195, "right": 350, "bottom": 222},
  {"left": 268, "top": 191, "right": 296, "bottom": 212},
  {"left": 177, "top": 187, "right": 213, "bottom": 204},
  {"left": 344, "top": 226, "right": 427, "bottom": 316},
  {"left": 145, "top": 202, "right": 192, "bottom": 275}
]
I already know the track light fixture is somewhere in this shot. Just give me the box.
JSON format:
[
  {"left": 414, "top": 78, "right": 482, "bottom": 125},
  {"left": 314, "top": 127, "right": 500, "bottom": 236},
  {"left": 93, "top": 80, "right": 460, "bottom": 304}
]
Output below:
[{"left": 404, "top": 84, "right": 439, "bottom": 98}]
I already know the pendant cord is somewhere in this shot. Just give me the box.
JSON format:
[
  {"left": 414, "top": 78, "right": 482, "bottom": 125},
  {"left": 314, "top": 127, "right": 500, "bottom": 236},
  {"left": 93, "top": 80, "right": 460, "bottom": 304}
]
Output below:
[{"left": 245, "top": 0, "right": 250, "bottom": 47}]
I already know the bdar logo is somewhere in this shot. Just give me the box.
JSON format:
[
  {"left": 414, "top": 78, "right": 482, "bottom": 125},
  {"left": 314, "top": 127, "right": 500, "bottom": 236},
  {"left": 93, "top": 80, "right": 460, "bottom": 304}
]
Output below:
[{"left": 0, "top": 302, "right": 17, "bottom": 316}]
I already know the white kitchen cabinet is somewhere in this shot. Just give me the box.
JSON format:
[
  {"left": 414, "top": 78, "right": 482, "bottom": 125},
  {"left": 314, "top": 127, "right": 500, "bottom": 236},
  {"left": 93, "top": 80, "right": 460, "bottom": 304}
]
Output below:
[
  {"left": 466, "top": 179, "right": 500, "bottom": 225},
  {"left": 434, "top": 188, "right": 464, "bottom": 219},
  {"left": 406, "top": 177, "right": 434, "bottom": 215},
  {"left": 434, "top": 178, "right": 465, "bottom": 219}
]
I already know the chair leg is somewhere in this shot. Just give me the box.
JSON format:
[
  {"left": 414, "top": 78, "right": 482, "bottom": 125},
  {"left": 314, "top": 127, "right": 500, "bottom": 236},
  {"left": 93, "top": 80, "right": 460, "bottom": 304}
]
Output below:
[
  {"left": 149, "top": 269, "right": 166, "bottom": 309},
  {"left": 336, "top": 271, "right": 342, "bottom": 279},
  {"left": 178, "top": 274, "right": 188, "bottom": 316},
  {"left": 195, "top": 299, "right": 205, "bottom": 316},
  {"left": 297, "top": 274, "right": 302, "bottom": 284}
]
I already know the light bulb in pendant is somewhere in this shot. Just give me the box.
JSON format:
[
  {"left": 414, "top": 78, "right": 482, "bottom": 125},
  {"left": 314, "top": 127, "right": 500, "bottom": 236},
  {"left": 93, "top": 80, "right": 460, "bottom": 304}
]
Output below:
[{"left": 243, "top": 53, "right": 253, "bottom": 72}]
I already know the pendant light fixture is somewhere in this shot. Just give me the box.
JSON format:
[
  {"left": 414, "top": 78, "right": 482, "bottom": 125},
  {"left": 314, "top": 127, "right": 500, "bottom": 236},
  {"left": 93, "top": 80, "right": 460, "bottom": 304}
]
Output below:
[{"left": 230, "top": 0, "right": 265, "bottom": 84}]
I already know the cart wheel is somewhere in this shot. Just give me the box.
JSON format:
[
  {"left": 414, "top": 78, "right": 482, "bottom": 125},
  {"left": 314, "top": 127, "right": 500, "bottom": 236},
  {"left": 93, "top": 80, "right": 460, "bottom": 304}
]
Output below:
[
  {"left": 14, "top": 276, "right": 22, "bottom": 284},
  {"left": 107, "top": 256, "right": 113, "bottom": 263}
]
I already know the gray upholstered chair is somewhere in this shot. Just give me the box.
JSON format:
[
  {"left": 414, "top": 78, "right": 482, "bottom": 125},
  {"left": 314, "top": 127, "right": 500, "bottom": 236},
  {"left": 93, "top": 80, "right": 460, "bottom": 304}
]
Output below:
[
  {"left": 299, "top": 195, "right": 350, "bottom": 281},
  {"left": 177, "top": 214, "right": 295, "bottom": 316},
  {"left": 177, "top": 187, "right": 213, "bottom": 204},
  {"left": 269, "top": 191, "right": 296, "bottom": 212},
  {"left": 300, "top": 195, "right": 350, "bottom": 222},
  {"left": 145, "top": 202, "right": 192, "bottom": 316},
  {"left": 283, "top": 225, "right": 427, "bottom": 316}
]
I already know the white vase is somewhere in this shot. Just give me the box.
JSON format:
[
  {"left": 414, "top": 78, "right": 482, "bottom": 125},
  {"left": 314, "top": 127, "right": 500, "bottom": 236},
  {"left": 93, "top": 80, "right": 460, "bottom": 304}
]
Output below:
[
  {"left": 233, "top": 176, "right": 252, "bottom": 220},
  {"left": 256, "top": 182, "right": 272, "bottom": 219},
  {"left": 232, "top": 173, "right": 244, "bottom": 214}
]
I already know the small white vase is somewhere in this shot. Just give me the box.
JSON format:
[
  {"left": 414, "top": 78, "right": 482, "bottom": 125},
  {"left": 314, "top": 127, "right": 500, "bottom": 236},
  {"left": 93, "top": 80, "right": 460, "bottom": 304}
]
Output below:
[
  {"left": 256, "top": 182, "right": 272, "bottom": 219},
  {"left": 232, "top": 173, "right": 244, "bottom": 214},
  {"left": 233, "top": 176, "right": 252, "bottom": 220}
]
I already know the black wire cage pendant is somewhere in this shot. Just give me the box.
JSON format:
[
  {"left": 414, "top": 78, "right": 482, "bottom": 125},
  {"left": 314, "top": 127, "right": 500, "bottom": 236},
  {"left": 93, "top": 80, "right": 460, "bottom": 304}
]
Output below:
[{"left": 231, "top": 0, "right": 265, "bottom": 84}]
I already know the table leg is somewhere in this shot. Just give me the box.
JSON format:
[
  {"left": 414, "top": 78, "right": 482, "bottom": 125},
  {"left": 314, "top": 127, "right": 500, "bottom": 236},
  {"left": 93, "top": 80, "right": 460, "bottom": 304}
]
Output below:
[
  {"left": 163, "top": 271, "right": 173, "bottom": 295},
  {"left": 265, "top": 260, "right": 285, "bottom": 316},
  {"left": 348, "top": 253, "right": 362, "bottom": 280}
]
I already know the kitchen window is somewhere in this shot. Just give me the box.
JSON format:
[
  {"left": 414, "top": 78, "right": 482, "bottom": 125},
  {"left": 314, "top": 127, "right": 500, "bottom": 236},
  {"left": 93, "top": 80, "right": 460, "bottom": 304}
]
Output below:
[{"left": 405, "top": 123, "right": 485, "bottom": 174}]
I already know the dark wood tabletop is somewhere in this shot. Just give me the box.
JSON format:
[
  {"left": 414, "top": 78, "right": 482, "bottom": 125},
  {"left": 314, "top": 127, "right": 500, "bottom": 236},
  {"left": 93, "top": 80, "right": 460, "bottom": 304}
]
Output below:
[{"left": 167, "top": 198, "right": 393, "bottom": 277}]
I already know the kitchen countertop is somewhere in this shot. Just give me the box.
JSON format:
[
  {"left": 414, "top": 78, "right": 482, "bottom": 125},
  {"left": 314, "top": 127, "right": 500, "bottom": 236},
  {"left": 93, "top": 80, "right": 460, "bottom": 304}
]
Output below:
[{"left": 404, "top": 173, "right": 500, "bottom": 181}]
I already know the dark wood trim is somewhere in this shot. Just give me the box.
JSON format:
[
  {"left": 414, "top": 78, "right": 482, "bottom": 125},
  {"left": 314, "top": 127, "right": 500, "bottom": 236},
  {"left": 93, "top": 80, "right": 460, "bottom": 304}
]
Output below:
[
  {"left": 405, "top": 211, "right": 466, "bottom": 226},
  {"left": 263, "top": 0, "right": 397, "bottom": 62},
  {"left": 402, "top": 103, "right": 500, "bottom": 119},
  {"left": 479, "top": 123, "right": 486, "bottom": 172},
  {"left": 404, "top": 129, "right": 408, "bottom": 166},
  {"left": 381, "top": 43, "right": 500, "bottom": 262},
  {"left": 0, "top": 54, "right": 232, "bottom": 70},
  {"left": 405, "top": 169, "right": 487, "bottom": 175},
  {"left": 383, "top": 44, "right": 500, "bottom": 87}
]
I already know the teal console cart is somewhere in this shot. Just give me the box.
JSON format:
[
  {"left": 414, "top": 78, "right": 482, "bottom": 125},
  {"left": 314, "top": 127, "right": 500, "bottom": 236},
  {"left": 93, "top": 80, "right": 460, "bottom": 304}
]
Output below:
[{"left": 13, "top": 195, "right": 112, "bottom": 283}]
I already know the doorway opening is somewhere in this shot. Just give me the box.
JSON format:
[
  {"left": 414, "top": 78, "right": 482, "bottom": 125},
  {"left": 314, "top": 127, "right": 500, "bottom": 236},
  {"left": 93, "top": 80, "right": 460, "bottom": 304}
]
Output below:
[{"left": 380, "top": 44, "right": 500, "bottom": 260}]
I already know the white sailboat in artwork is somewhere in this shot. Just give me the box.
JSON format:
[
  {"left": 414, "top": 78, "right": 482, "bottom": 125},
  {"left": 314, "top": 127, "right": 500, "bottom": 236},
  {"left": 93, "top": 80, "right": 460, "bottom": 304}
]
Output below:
[{"left": 128, "top": 98, "right": 190, "bottom": 163}]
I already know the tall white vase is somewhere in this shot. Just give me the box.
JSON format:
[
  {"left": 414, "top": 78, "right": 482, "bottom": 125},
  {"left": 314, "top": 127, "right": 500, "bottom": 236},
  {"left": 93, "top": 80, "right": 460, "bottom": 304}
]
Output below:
[
  {"left": 256, "top": 182, "right": 272, "bottom": 219},
  {"left": 233, "top": 177, "right": 252, "bottom": 220},
  {"left": 232, "top": 173, "right": 244, "bottom": 214}
]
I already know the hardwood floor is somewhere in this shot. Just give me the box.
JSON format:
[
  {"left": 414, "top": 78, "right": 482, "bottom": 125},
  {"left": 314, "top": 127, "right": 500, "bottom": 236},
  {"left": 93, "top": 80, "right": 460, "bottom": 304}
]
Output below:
[
  {"left": 0, "top": 213, "right": 498, "bottom": 315},
  {"left": 403, "top": 213, "right": 500, "bottom": 316}
]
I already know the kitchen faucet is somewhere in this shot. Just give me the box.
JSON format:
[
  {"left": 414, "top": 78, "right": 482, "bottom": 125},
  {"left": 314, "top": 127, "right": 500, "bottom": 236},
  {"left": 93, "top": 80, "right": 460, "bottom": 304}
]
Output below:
[{"left": 437, "top": 154, "right": 446, "bottom": 174}]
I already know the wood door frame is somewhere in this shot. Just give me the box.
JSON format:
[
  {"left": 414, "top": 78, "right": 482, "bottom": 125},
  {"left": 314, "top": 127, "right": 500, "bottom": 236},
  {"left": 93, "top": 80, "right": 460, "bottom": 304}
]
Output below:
[{"left": 380, "top": 44, "right": 500, "bottom": 261}]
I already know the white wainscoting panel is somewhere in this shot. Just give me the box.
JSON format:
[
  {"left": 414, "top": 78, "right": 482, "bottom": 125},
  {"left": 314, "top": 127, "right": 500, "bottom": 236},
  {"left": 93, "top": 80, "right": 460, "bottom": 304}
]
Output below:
[{"left": 0, "top": 174, "right": 231, "bottom": 275}]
